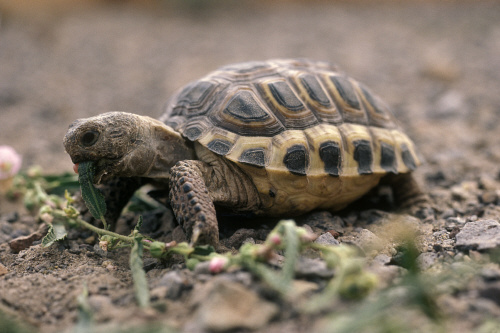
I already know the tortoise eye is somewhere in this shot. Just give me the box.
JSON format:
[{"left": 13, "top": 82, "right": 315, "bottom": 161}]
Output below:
[{"left": 81, "top": 130, "right": 99, "bottom": 147}]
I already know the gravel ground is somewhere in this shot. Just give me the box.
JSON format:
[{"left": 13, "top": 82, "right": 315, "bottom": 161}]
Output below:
[{"left": 1, "top": 1, "right": 500, "bottom": 332}]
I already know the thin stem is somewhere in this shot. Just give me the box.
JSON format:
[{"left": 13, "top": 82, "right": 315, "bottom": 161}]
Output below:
[
  {"left": 76, "top": 217, "right": 130, "bottom": 243},
  {"left": 52, "top": 209, "right": 134, "bottom": 245}
]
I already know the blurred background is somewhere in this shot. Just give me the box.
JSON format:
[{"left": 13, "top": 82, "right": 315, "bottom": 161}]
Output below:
[{"left": 1, "top": 0, "right": 499, "bottom": 179}]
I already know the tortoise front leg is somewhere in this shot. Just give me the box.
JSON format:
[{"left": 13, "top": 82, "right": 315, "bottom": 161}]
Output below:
[{"left": 169, "top": 160, "right": 219, "bottom": 246}]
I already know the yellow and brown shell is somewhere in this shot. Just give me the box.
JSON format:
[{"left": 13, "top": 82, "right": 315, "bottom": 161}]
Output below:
[{"left": 161, "top": 59, "right": 421, "bottom": 214}]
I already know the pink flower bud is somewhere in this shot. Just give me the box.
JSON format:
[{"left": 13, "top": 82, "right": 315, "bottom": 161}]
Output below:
[
  {"left": 0, "top": 146, "right": 22, "bottom": 180},
  {"left": 209, "top": 256, "right": 228, "bottom": 274},
  {"left": 269, "top": 234, "right": 282, "bottom": 246}
]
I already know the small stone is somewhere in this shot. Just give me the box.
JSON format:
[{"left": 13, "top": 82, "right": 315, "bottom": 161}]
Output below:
[
  {"left": 5, "top": 212, "right": 19, "bottom": 223},
  {"left": 194, "top": 280, "right": 278, "bottom": 331},
  {"left": 479, "top": 191, "right": 499, "bottom": 205},
  {"left": 417, "top": 252, "right": 439, "bottom": 270},
  {"left": 68, "top": 242, "right": 81, "bottom": 255},
  {"left": 301, "top": 224, "right": 314, "bottom": 235},
  {"left": 288, "top": 280, "right": 319, "bottom": 302},
  {"left": 294, "top": 257, "right": 334, "bottom": 279},
  {"left": 193, "top": 261, "right": 212, "bottom": 275},
  {"left": 88, "top": 295, "right": 112, "bottom": 312},
  {"left": 455, "top": 220, "right": 500, "bottom": 251},
  {"left": 368, "top": 261, "right": 403, "bottom": 288},
  {"left": 143, "top": 258, "right": 158, "bottom": 272},
  {"left": 421, "top": 59, "right": 460, "bottom": 83},
  {"left": 158, "top": 270, "right": 191, "bottom": 300},
  {"left": 446, "top": 216, "right": 466, "bottom": 226},
  {"left": 242, "top": 237, "right": 255, "bottom": 245},
  {"left": 372, "top": 254, "right": 391, "bottom": 266},
  {"left": 440, "top": 208, "right": 455, "bottom": 220},
  {"left": 93, "top": 243, "right": 108, "bottom": 257},
  {"left": 433, "top": 90, "right": 465, "bottom": 118},
  {"left": 353, "top": 229, "right": 385, "bottom": 253},
  {"left": 451, "top": 184, "right": 473, "bottom": 201},
  {"left": 479, "top": 175, "right": 498, "bottom": 191},
  {"left": 480, "top": 266, "right": 500, "bottom": 281},
  {"left": 0, "top": 262, "right": 8, "bottom": 276},
  {"left": 8, "top": 224, "right": 48, "bottom": 253},
  {"left": 448, "top": 227, "right": 461, "bottom": 240},
  {"left": 314, "top": 232, "right": 340, "bottom": 246}
]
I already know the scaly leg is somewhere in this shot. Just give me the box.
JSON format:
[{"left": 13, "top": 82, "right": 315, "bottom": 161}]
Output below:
[
  {"left": 384, "top": 173, "right": 434, "bottom": 218},
  {"left": 169, "top": 160, "right": 219, "bottom": 246}
]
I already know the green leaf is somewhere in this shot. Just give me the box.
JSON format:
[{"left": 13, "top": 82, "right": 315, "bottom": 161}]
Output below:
[
  {"left": 75, "top": 284, "right": 93, "bottom": 333},
  {"left": 134, "top": 215, "right": 144, "bottom": 232},
  {"left": 192, "top": 244, "right": 215, "bottom": 256},
  {"left": 280, "top": 220, "right": 300, "bottom": 290},
  {"left": 77, "top": 161, "right": 107, "bottom": 228},
  {"left": 42, "top": 223, "right": 68, "bottom": 247},
  {"left": 130, "top": 235, "right": 150, "bottom": 308}
]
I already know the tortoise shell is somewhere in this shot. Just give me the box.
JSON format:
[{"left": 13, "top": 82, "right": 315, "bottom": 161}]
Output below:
[
  {"left": 161, "top": 59, "right": 421, "bottom": 213},
  {"left": 162, "top": 59, "right": 420, "bottom": 175}
]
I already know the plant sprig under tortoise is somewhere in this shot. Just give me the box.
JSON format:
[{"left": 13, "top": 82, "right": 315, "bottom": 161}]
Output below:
[{"left": 64, "top": 59, "right": 426, "bottom": 246}]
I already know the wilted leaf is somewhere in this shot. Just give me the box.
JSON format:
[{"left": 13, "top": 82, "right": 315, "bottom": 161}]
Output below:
[{"left": 42, "top": 223, "right": 67, "bottom": 247}]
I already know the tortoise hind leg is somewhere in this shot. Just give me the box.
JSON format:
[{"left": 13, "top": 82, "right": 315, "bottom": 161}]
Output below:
[
  {"left": 384, "top": 173, "right": 427, "bottom": 207},
  {"left": 383, "top": 173, "right": 434, "bottom": 218},
  {"left": 169, "top": 160, "right": 219, "bottom": 246}
]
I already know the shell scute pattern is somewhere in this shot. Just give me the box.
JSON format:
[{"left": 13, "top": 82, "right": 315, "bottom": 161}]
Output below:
[{"left": 162, "top": 59, "right": 421, "bottom": 181}]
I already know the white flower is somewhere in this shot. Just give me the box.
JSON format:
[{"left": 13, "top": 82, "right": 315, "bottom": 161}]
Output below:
[{"left": 0, "top": 146, "right": 22, "bottom": 180}]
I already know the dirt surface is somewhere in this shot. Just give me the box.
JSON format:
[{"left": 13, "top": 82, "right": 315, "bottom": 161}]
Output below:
[{"left": 1, "top": 1, "right": 500, "bottom": 332}]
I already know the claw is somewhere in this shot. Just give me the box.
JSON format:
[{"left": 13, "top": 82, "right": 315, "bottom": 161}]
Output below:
[{"left": 190, "top": 226, "right": 201, "bottom": 246}]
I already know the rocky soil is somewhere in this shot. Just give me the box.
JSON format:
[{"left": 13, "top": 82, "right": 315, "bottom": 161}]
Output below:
[{"left": 1, "top": 1, "right": 500, "bottom": 332}]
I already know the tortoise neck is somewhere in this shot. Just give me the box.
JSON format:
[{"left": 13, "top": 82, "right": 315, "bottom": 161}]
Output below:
[
  {"left": 121, "top": 116, "right": 195, "bottom": 179},
  {"left": 147, "top": 118, "right": 196, "bottom": 178}
]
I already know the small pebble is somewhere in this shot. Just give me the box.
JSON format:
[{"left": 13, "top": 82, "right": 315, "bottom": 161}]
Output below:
[
  {"left": 294, "top": 257, "right": 334, "bottom": 279},
  {"left": 5, "top": 212, "right": 19, "bottom": 223},
  {"left": 479, "top": 191, "right": 499, "bottom": 205},
  {"left": 194, "top": 280, "right": 278, "bottom": 332},
  {"left": 481, "top": 266, "right": 500, "bottom": 281},
  {"left": 455, "top": 220, "right": 500, "bottom": 251},
  {"left": 159, "top": 270, "right": 191, "bottom": 300},
  {"left": 0, "top": 263, "right": 8, "bottom": 276},
  {"left": 417, "top": 252, "right": 439, "bottom": 270},
  {"left": 314, "top": 232, "right": 340, "bottom": 246}
]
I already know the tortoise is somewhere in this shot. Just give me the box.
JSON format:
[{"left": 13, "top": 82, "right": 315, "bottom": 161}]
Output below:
[{"left": 63, "top": 59, "right": 425, "bottom": 246}]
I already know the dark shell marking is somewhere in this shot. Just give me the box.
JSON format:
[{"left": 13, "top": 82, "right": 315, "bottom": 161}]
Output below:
[
  {"left": 206, "top": 139, "right": 233, "bottom": 156},
  {"left": 353, "top": 140, "right": 373, "bottom": 175},
  {"left": 161, "top": 59, "right": 421, "bottom": 177},
  {"left": 319, "top": 141, "right": 341, "bottom": 177},
  {"left": 380, "top": 142, "right": 397, "bottom": 173},
  {"left": 238, "top": 148, "right": 266, "bottom": 168},
  {"left": 283, "top": 144, "right": 309, "bottom": 176}
]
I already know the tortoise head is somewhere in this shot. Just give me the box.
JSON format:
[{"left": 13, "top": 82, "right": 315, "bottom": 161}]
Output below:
[{"left": 63, "top": 112, "right": 194, "bottom": 183}]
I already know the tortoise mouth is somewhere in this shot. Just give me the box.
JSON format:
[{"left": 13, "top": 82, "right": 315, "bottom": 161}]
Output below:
[{"left": 73, "top": 158, "right": 120, "bottom": 184}]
